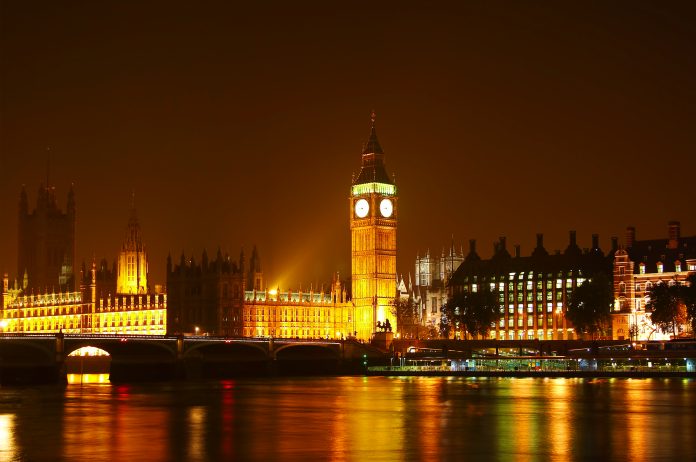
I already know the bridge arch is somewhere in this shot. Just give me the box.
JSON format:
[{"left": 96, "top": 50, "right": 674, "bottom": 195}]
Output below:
[
  {"left": 0, "top": 339, "right": 54, "bottom": 365},
  {"left": 183, "top": 341, "right": 268, "bottom": 360},
  {"left": 64, "top": 338, "right": 178, "bottom": 361},
  {"left": 273, "top": 343, "right": 341, "bottom": 361}
]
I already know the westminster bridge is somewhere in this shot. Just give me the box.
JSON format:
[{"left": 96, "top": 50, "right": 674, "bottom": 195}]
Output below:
[{"left": 0, "top": 334, "right": 384, "bottom": 384}]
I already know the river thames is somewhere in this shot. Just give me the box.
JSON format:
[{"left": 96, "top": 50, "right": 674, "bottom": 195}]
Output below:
[{"left": 1, "top": 376, "right": 694, "bottom": 461}]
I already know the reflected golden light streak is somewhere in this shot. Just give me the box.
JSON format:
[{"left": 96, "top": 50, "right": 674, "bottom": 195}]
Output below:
[
  {"left": 346, "top": 378, "right": 405, "bottom": 457},
  {"left": 0, "top": 414, "right": 17, "bottom": 461},
  {"left": 548, "top": 379, "right": 572, "bottom": 461},
  {"left": 415, "top": 378, "right": 442, "bottom": 460},
  {"left": 509, "top": 379, "right": 534, "bottom": 458},
  {"left": 625, "top": 380, "right": 647, "bottom": 462},
  {"left": 188, "top": 406, "right": 206, "bottom": 461}
]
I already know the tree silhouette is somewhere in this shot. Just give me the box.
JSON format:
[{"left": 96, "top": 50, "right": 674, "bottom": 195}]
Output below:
[
  {"left": 390, "top": 297, "right": 419, "bottom": 338},
  {"left": 441, "top": 287, "right": 499, "bottom": 339},
  {"left": 566, "top": 273, "right": 613, "bottom": 339},
  {"left": 647, "top": 281, "right": 687, "bottom": 338},
  {"left": 684, "top": 274, "right": 696, "bottom": 335}
]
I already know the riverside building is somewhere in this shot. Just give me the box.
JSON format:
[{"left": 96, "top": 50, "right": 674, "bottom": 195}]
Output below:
[
  {"left": 448, "top": 232, "right": 615, "bottom": 340},
  {"left": 612, "top": 222, "right": 696, "bottom": 341},
  {"left": 1, "top": 199, "right": 166, "bottom": 335}
]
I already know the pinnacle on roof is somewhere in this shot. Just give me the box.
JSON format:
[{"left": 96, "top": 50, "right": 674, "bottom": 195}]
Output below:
[
  {"left": 354, "top": 111, "right": 393, "bottom": 185},
  {"left": 361, "top": 110, "right": 384, "bottom": 155}
]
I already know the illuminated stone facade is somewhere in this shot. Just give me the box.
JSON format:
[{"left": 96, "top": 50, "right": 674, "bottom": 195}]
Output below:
[
  {"left": 611, "top": 222, "right": 696, "bottom": 341},
  {"left": 116, "top": 204, "right": 148, "bottom": 294},
  {"left": 18, "top": 184, "right": 76, "bottom": 292},
  {"left": 1, "top": 203, "right": 167, "bottom": 335},
  {"left": 242, "top": 276, "right": 353, "bottom": 338},
  {"left": 350, "top": 114, "right": 398, "bottom": 340},
  {"left": 414, "top": 244, "right": 465, "bottom": 331},
  {"left": 1, "top": 265, "right": 166, "bottom": 335},
  {"left": 448, "top": 232, "right": 614, "bottom": 340}
]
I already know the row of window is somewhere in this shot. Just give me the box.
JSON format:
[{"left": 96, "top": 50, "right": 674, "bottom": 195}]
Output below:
[
  {"left": 245, "top": 328, "right": 335, "bottom": 338},
  {"left": 463, "top": 271, "right": 581, "bottom": 283}
]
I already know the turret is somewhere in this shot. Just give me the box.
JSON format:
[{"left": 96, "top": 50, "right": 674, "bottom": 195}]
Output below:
[{"left": 117, "top": 198, "right": 148, "bottom": 294}]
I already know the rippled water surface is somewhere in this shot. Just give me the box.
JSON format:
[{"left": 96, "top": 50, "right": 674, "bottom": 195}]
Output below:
[{"left": 1, "top": 375, "right": 694, "bottom": 461}]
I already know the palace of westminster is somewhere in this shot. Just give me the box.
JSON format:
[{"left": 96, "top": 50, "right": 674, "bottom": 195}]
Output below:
[{"left": 2, "top": 117, "right": 695, "bottom": 343}]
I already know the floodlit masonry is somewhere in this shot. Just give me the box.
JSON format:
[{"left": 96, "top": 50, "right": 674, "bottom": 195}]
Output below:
[
  {"left": 1, "top": 198, "right": 166, "bottom": 335},
  {"left": 242, "top": 276, "right": 354, "bottom": 339}
]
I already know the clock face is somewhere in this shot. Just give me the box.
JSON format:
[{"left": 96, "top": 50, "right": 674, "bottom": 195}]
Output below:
[
  {"left": 379, "top": 198, "right": 393, "bottom": 218},
  {"left": 355, "top": 199, "right": 369, "bottom": 218}
]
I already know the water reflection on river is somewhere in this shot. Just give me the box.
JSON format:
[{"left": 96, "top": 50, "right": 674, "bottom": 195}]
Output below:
[{"left": 1, "top": 375, "right": 694, "bottom": 461}]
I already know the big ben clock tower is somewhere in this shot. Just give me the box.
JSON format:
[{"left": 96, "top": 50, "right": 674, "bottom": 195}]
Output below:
[{"left": 350, "top": 112, "right": 397, "bottom": 340}]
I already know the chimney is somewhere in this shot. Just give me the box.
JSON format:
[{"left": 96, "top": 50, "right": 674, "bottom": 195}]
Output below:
[
  {"left": 469, "top": 239, "right": 476, "bottom": 254},
  {"left": 569, "top": 230, "right": 577, "bottom": 247},
  {"left": 499, "top": 236, "right": 507, "bottom": 251},
  {"left": 611, "top": 236, "right": 618, "bottom": 252},
  {"left": 592, "top": 234, "right": 599, "bottom": 250},
  {"left": 625, "top": 227, "right": 635, "bottom": 248},
  {"left": 668, "top": 221, "right": 680, "bottom": 249},
  {"left": 536, "top": 233, "right": 544, "bottom": 248},
  {"left": 514, "top": 245, "right": 521, "bottom": 258}
]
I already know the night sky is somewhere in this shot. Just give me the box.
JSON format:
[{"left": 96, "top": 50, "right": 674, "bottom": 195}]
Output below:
[{"left": 2, "top": 2, "right": 695, "bottom": 290}]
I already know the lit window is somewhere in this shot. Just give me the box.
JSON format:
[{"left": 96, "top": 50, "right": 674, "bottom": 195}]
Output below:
[
  {"left": 547, "top": 303, "right": 553, "bottom": 313},
  {"left": 675, "top": 262, "right": 681, "bottom": 272},
  {"left": 639, "top": 263, "right": 646, "bottom": 274},
  {"left": 556, "top": 279, "right": 562, "bottom": 289},
  {"left": 657, "top": 263, "right": 663, "bottom": 273}
]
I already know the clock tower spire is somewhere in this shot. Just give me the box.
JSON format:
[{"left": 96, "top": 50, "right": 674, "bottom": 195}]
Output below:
[{"left": 350, "top": 112, "right": 397, "bottom": 340}]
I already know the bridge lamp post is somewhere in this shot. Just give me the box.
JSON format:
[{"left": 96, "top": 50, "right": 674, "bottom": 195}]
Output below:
[{"left": 195, "top": 326, "right": 200, "bottom": 336}]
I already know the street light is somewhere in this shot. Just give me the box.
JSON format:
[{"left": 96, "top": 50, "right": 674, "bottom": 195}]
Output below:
[{"left": 194, "top": 326, "right": 200, "bottom": 336}]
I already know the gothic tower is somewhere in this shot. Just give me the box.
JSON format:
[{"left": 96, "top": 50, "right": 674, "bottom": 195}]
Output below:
[
  {"left": 350, "top": 112, "right": 397, "bottom": 340},
  {"left": 116, "top": 198, "right": 148, "bottom": 294},
  {"left": 18, "top": 183, "right": 76, "bottom": 292}
]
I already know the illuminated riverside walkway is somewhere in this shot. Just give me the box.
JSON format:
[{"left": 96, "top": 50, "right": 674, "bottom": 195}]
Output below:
[
  {"left": 373, "top": 339, "right": 696, "bottom": 377},
  {"left": 0, "top": 334, "right": 383, "bottom": 384}
]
